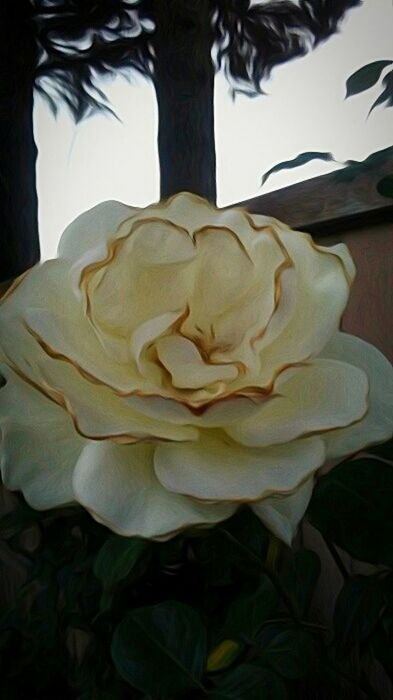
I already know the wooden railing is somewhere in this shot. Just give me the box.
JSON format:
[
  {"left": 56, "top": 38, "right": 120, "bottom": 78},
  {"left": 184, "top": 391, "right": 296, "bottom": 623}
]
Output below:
[{"left": 231, "top": 152, "right": 393, "bottom": 236}]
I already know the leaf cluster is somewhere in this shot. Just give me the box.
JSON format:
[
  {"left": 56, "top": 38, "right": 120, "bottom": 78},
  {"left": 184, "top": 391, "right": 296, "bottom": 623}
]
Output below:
[
  {"left": 261, "top": 146, "right": 393, "bottom": 189},
  {"left": 1, "top": 440, "right": 392, "bottom": 698},
  {"left": 214, "top": 0, "right": 361, "bottom": 99},
  {"left": 260, "top": 58, "right": 393, "bottom": 195},
  {"left": 27, "top": 0, "right": 361, "bottom": 121},
  {"left": 345, "top": 60, "right": 393, "bottom": 115}
]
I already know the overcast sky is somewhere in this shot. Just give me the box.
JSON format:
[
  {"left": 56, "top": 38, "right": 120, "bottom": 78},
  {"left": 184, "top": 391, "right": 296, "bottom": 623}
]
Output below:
[{"left": 34, "top": 0, "right": 393, "bottom": 260}]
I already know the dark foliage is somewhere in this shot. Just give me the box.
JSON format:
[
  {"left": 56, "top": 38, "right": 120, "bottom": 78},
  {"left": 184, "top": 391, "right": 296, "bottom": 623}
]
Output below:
[
  {"left": 31, "top": 0, "right": 362, "bottom": 121},
  {"left": 260, "top": 53, "right": 393, "bottom": 194},
  {"left": 32, "top": 0, "right": 156, "bottom": 121},
  {"left": 1, "top": 440, "right": 392, "bottom": 698},
  {"left": 214, "top": 0, "right": 362, "bottom": 97}
]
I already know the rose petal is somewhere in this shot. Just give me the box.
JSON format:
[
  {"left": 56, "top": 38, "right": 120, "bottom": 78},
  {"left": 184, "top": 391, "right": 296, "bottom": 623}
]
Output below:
[
  {"left": 136, "top": 192, "right": 258, "bottom": 253},
  {"left": 251, "top": 477, "right": 314, "bottom": 545},
  {"left": 72, "top": 441, "right": 236, "bottom": 539},
  {"left": 226, "top": 359, "right": 368, "bottom": 446},
  {"left": 154, "top": 433, "right": 325, "bottom": 502},
  {"left": 256, "top": 230, "right": 355, "bottom": 383},
  {"left": 0, "top": 364, "right": 83, "bottom": 509},
  {"left": 134, "top": 192, "right": 216, "bottom": 237},
  {"left": 24, "top": 307, "right": 141, "bottom": 387},
  {"left": 181, "top": 226, "right": 285, "bottom": 367},
  {"left": 0, "top": 255, "right": 146, "bottom": 391},
  {"left": 320, "top": 332, "right": 393, "bottom": 458},
  {"left": 58, "top": 200, "right": 137, "bottom": 264},
  {"left": 130, "top": 310, "right": 185, "bottom": 376},
  {"left": 125, "top": 218, "right": 196, "bottom": 266},
  {"left": 182, "top": 227, "right": 254, "bottom": 335},
  {"left": 0, "top": 312, "right": 198, "bottom": 443},
  {"left": 47, "top": 369, "right": 198, "bottom": 442},
  {"left": 86, "top": 218, "right": 195, "bottom": 342},
  {"left": 125, "top": 393, "right": 270, "bottom": 427},
  {"left": 156, "top": 335, "right": 238, "bottom": 389}
]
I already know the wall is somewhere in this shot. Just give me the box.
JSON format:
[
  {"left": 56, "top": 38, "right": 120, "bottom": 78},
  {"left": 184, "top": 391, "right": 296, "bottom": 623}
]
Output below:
[{"left": 328, "top": 222, "right": 393, "bottom": 363}]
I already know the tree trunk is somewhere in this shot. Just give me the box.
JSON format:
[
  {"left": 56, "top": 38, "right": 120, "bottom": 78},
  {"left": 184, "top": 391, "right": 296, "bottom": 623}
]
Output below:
[
  {"left": 0, "top": 1, "right": 40, "bottom": 282},
  {"left": 152, "top": 0, "right": 216, "bottom": 203}
]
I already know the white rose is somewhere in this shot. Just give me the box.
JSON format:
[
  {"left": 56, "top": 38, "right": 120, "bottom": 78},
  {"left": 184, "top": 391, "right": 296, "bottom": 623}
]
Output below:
[{"left": 1, "top": 193, "right": 392, "bottom": 544}]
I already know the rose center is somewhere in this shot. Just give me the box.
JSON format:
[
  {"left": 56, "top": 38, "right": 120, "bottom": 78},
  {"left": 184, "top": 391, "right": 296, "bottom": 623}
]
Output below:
[{"left": 155, "top": 334, "right": 239, "bottom": 390}]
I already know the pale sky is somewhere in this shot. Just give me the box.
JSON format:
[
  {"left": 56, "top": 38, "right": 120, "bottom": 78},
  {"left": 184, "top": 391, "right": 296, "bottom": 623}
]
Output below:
[{"left": 34, "top": 0, "right": 393, "bottom": 260}]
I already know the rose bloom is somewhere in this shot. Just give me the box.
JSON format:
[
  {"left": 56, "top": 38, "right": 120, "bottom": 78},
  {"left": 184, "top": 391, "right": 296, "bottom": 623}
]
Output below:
[{"left": 0, "top": 193, "right": 392, "bottom": 543}]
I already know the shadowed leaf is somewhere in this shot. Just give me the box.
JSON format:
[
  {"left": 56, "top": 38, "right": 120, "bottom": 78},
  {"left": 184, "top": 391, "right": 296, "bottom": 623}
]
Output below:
[
  {"left": 370, "top": 614, "right": 393, "bottom": 679},
  {"left": 93, "top": 535, "right": 148, "bottom": 589},
  {"left": 307, "top": 458, "right": 393, "bottom": 565},
  {"left": 281, "top": 550, "right": 321, "bottom": 618},
  {"left": 224, "top": 576, "right": 279, "bottom": 641},
  {"left": 334, "top": 576, "right": 384, "bottom": 652},
  {"left": 256, "top": 625, "right": 317, "bottom": 680},
  {"left": 369, "top": 70, "right": 393, "bottom": 114},
  {"left": 345, "top": 60, "right": 392, "bottom": 98},
  {"left": 209, "top": 663, "right": 288, "bottom": 700},
  {"left": 111, "top": 601, "right": 207, "bottom": 697}
]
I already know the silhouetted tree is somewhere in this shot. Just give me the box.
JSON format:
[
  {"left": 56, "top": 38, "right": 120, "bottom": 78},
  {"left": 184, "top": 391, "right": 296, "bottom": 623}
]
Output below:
[
  {"left": 0, "top": 1, "right": 39, "bottom": 280},
  {"left": 1, "top": 0, "right": 361, "bottom": 281}
]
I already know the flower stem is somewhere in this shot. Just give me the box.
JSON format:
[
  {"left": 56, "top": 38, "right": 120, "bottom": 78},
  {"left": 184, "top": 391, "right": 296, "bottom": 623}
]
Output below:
[{"left": 324, "top": 538, "right": 349, "bottom": 580}]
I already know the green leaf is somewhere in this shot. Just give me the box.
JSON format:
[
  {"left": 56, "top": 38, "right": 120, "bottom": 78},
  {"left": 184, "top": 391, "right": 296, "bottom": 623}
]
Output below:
[
  {"left": 281, "top": 550, "right": 321, "bottom": 618},
  {"left": 93, "top": 535, "right": 148, "bottom": 588},
  {"left": 369, "top": 70, "right": 393, "bottom": 113},
  {"left": 194, "top": 509, "right": 269, "bottom": 585},
  {"left": 225, "top": 576, "right": 279, "bottom": 641},
  {"left": 257, "top": 625, "right": 317, "bottom": 680},
  {"left": 219, "top": 508, "right": 270, "bottom": 565},
  {"left": 261, "top": 152, "right": 335, "bottom": 185},
  {"left": 307, "top": 458, "right": 393, "bottom": 565},
  {"left": 209, "top": 664, "right": 288, "bottom": 700},
  {"left": 345, "top": 60, "right": 392, "bottom": 97},
  {"left": 111, "top": 601, "right": 207, "bottom": 697},
  {"left": 334, "top": 576, "right": 384, "bottom": 652},
  {"left": 377, "top": 174, "right": 393, "bottom": 199}
]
